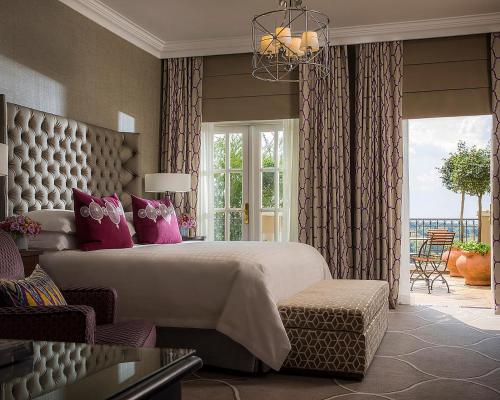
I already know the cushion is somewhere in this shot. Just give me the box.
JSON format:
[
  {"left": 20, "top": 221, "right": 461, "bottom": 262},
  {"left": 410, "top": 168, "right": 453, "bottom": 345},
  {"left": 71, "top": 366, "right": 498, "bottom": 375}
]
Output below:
[
  {"left": 28, "top": 232, "right": 78, "bottom": 251},
  {"left": 96, "top": 320, "right": 156, "bottom": 348},
  {"left": 278, "top": 280, "right": 389, "bottom": 334},
  {"left": 73, "top": 189, "right": 133, "bottom": 251},
  {"left": 0, "top": 265, "right": 67, "bottom": 306},
  {"left": 131, "top": 195, "right": 182, "bottom": 244},
  {"left": 25, "top": 210, "right": 76, "bottom": 234}
]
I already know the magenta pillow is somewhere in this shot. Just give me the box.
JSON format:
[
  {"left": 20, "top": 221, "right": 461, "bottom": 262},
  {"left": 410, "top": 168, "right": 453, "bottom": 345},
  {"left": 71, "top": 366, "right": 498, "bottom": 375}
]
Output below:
[
  {"left": 73, "top": 188, "right": 133, "bottom": 251},
  {"left": 131, "top": 195, "right": 182, "bottom": 244}
]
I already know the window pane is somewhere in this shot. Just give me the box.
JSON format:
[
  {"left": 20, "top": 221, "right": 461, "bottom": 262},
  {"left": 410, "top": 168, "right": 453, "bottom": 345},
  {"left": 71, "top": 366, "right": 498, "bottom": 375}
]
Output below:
[
  {"left": 213, "top": 134, "right": 226, "bottom": 169},
  {"left": 279, "top": 171, "right": 284, "bottom": 208},
  {"left": 214, "top": 212, "right": 225, "bottom": 241},
  {"left": 229, "top": 173, "right": 243, "bottom": 208},
  {"left": 261, "top": 211, "right": 275, "bottom": 241},
  {"left": 262, "top": 172, "right": 275, "bottom": 208},
  {"left": 230, "top": 211, "right": 243, "bottom": 241},
  {"left": 214, "top": 173, "right": 225, "bottom": 208},
  {"left": 261, "top": 132, "right": 275, "bottom": 168},
  {"left": 230, "top": 133, "right": 243, "bottom": 169},
  {"left": 278, "top": 130, "right": 284, "bottom": 169}
]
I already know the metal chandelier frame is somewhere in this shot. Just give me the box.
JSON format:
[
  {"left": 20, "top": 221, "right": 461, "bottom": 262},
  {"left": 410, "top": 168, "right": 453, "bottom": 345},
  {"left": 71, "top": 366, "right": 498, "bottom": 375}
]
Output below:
[{"left": 251, "top": 0, "right": 330, "bottom": 82}]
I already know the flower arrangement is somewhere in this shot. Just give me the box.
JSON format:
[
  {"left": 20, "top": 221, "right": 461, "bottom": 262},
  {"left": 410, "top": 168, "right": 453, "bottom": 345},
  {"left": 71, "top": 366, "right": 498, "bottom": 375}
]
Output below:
[
  {"left": 179, "top": 214, "right": 196, "bottom": 229},
  {"left": 0, "top": 215, "right": 42, "bottom": 239}
]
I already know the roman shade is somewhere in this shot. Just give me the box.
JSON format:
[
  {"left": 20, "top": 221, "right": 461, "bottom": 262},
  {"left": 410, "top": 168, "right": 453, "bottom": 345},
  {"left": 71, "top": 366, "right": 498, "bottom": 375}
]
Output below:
[
  {"left": 202, "top": 54, "right": 299, "bottom": 122},
  {"left": 403, "top": 34, "right": 491, "bottom": 119}
]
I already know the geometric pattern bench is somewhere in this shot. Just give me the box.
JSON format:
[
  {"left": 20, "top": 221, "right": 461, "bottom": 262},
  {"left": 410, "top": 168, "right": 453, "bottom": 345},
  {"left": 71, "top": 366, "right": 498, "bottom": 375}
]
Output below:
[{"left": 278, "top": 279, "right": 389, "bottom": 379}]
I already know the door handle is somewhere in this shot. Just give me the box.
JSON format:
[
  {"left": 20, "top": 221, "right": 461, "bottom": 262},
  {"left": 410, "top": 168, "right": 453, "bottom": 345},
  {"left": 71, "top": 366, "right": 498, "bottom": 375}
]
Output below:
[{"left": 244, "top": 203, "right": 249, "bottom": 224}]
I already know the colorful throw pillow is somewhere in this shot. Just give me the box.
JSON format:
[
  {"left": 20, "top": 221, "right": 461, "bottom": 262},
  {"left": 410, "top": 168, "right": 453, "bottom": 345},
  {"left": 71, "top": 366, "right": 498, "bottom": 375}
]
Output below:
[
  {"left": 73, "top": 188, "right": 133, "bottom": 251},
  {"left": 131, "top": 195, "right": 182, "bottom": 244},
  {"left": 0, "top": 265, "right": 67, "bottom": 306}
]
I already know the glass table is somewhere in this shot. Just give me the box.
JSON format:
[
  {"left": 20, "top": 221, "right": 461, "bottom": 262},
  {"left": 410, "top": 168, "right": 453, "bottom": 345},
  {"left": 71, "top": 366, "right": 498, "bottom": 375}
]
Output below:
[{"left": 0, "top": 341, "right": 202, "bottom": 400}]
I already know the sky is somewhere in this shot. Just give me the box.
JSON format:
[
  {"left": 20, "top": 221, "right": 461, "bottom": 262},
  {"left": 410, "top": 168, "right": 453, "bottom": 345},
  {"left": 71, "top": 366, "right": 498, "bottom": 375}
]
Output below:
[{"left": 408, "top": 115, "right": 492, "bottom": 219}]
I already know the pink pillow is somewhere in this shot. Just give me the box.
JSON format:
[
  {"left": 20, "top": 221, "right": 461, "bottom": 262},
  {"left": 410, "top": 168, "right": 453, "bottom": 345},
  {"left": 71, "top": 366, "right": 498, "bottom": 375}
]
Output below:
[
  {"left": 73, "top": 189, "right": 133, "bottom": 251},
  {"left": 131, "top": 195, "right": 182, "bottom": 244}
]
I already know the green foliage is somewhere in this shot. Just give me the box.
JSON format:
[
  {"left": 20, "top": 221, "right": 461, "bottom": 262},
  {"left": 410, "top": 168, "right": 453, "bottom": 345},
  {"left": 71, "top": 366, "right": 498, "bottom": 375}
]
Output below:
[
  {"left": 438, "top": 141, "right": 490, "bottom": 197},
  {"left": 458, "top": 240, "right": 491, "bottom": 255}
]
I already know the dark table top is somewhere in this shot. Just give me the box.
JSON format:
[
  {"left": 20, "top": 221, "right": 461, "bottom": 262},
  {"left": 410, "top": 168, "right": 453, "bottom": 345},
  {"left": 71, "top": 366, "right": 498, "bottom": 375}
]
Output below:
[{"left": 0, "top": 341, "right": 200, "bottom": 400}]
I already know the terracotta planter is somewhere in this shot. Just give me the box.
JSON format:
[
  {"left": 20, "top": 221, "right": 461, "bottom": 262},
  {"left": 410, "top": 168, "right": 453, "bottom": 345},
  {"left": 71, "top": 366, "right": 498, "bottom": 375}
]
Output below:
[
  {"left": 442, "top": 247, "right": 462, "bottom": 277},
  {"left": 456, "top": 251, "right": 491, "bottom": 286}
]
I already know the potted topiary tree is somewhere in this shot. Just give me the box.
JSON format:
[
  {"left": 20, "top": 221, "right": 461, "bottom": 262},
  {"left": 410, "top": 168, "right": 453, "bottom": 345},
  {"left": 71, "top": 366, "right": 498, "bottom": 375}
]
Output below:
[
  {"left": 438, "top": 141, "right": 490, "bottom": 241},
  {"left": 455, "top": 241, "right": 491, "bottom": 286}
]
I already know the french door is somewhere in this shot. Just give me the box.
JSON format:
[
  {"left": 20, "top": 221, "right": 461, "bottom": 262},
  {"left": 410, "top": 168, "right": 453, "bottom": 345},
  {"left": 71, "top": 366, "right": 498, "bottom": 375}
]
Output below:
[{"left": 206, "top": 121, "right": 289, "bottom": 241}]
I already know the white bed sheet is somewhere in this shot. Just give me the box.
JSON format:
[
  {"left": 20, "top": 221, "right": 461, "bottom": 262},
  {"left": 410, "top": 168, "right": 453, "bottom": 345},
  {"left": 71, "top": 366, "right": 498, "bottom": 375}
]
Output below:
[{"left": 40, "top": 241, "right": 331, "bottom": 370}]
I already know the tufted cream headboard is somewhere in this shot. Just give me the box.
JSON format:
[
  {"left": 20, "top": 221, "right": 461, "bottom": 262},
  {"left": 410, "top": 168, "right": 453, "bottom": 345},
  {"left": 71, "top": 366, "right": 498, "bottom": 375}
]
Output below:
[{"left": 0, "top": 96, "right": 141, "bottom": 218}]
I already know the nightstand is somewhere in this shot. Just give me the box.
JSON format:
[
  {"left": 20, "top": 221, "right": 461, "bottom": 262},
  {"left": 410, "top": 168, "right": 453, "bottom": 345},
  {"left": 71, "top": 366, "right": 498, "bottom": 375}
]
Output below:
[
  {"left": 19, "top": 249, "right": 44, "bottom": 277},
  {"left": 182, "top": 236, "right": 206, "bottom": 241}
]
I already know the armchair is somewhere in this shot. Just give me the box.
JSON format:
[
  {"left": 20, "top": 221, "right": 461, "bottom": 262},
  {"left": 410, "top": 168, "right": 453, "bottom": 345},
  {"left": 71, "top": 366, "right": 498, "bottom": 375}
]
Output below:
[{"left": 0, "top": 230, "right": 155, "bottom": 347}]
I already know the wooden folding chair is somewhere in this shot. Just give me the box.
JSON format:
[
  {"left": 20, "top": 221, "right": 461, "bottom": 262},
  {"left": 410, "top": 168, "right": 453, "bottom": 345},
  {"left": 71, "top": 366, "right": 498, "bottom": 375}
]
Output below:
[{"left": 410, "top": 230, "right": 455, "bottom": 294}]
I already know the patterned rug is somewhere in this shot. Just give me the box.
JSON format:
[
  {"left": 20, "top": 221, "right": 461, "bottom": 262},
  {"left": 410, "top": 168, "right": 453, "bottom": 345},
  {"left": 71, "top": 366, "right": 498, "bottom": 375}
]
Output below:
[{"left": 182, "top": 305, "right": 500, "bottom": 400}]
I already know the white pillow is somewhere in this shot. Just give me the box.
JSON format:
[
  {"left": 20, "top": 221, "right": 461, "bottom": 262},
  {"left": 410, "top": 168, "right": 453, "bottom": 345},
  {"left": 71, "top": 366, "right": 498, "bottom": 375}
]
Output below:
[
  {"left": 25, "top": 209, "right": 136, "bottom": 237},
  {"left": 29, "top": 232, "right": 78, "bottom": 251},
  {"left": 25, "top": 210, "right": 76, "bottom": 233}
]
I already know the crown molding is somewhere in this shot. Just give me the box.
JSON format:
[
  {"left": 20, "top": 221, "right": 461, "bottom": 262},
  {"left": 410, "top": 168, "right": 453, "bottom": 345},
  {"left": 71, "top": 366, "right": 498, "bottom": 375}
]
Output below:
[
  {"left": 330, "top": 12, "right": 500, "bottom": 46},
  {"left": 58, "top": 0, "right": 500, "bottom": 59},
  {"left": 58, "top": 0, "right": 165, "bottom": 57}
]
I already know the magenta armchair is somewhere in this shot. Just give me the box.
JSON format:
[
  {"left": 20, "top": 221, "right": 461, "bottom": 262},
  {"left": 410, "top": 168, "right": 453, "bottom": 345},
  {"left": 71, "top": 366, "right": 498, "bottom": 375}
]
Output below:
[{"left": 0, "top": 230, "right": 155, "bottom": 347}]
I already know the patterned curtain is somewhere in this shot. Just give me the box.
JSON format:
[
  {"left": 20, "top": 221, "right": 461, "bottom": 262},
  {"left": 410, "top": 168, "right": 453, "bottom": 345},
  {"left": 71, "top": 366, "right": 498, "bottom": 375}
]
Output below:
[
  {"left": 353, "top": 41, "right": 403, "bottom": 308},
  {"left": 160, "top": 57, "right": 203, "bottom": 221},
  {"left": 298, "top": 46, "right": 353, "bottom": 279},
  {"left": 490, "top": 33, "right": 500, "bottom": 312}
]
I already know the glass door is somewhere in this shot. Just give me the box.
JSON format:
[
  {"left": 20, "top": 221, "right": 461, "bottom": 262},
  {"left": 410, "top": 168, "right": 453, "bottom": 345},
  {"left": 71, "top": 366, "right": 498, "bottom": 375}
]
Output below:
[
  {"left": 211, "top": 125, "right": 249, "bottom": 241},
  {"left": 250, "top": 123, "right": 286, "bottom": 241},
  {"left": 204, "top": 120, "right": 292, "bottom": 242}
]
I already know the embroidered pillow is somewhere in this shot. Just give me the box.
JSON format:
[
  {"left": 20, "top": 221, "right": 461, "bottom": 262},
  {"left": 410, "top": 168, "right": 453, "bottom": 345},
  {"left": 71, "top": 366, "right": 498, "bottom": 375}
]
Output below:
[
  {"left": 131, "top": 195, "right": 182, "bottom": 244},
  {"left": 0, "top": 265, "right": 67, "bottom": 307},
  {"left": 73, "top": 188, "right": 133, "bottom": 251}
]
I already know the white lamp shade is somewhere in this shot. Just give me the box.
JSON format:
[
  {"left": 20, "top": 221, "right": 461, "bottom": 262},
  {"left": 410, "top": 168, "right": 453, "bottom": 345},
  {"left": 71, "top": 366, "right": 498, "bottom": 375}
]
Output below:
[
  {"left": 287, "top": 37, "right": 304, "bottom": 57},
  {"left": 300, "top": 31, "right": 319, "bottom": 52},
  {"left": 0, "top": 143, "right": 7, "bottom": 176},
  {"left": 275, "top": 27, "right": 292, "bottom": 47},
  {"left": 260, "top": 34, "right": 276, "bottom": 54},
  {"left": 145, "top": 173, "right": 191, "bottom": 193}
]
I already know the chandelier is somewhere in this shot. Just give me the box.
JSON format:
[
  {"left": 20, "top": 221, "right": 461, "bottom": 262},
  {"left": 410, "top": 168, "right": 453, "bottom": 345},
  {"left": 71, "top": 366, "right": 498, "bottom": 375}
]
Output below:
[{"left": 252, "top": 0, "right": 330, "bottom": 82}]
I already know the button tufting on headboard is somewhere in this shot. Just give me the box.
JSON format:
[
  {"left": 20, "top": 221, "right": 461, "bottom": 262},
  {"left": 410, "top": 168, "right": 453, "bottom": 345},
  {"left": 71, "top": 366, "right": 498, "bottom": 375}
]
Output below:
[{"left": 5, "top": 103, "right": 140, "bottom": 215}]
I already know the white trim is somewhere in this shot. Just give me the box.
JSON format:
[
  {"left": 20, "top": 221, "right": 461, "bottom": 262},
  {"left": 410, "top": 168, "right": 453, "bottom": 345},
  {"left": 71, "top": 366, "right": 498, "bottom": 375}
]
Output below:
[
  {"left": 58, "top": 0, "right": 165, "bottom": 57},
  {"left": 399, "top": 120, "right": 411, "bottom": 306},
  {"left": 58, "top": 0, "right": 500, "bottom": 59}
]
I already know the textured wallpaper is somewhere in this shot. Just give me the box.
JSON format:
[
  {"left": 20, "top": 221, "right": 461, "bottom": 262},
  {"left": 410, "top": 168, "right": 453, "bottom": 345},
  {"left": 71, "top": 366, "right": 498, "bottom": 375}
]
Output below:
[{"left": 0, "top": 0, "right": 161, "bottom": 184}]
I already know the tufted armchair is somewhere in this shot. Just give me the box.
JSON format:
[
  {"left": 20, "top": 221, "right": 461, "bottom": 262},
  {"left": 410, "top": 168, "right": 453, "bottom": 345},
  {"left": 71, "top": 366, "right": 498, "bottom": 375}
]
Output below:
[{"left": 0, "top": 230, "right": 156, "bottom": 347}]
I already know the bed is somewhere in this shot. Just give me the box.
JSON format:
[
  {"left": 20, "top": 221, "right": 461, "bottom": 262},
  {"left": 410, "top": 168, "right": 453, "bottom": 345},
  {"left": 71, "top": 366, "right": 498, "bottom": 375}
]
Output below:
[{"left": 0, "top": 96, "right": 331, "bottom": 372}]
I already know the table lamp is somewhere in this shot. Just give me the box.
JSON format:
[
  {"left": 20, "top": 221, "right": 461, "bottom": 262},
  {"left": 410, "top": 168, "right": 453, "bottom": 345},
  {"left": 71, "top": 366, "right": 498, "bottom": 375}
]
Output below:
[{"left": 145, "top": 173, "right": 191, "bottom": 198}]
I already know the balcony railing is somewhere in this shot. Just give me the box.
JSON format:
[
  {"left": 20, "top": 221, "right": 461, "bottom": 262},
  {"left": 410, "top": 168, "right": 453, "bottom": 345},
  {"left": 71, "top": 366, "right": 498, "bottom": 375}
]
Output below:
[{"left": 409, "top": 218, "right": 478, "bottom": 254}]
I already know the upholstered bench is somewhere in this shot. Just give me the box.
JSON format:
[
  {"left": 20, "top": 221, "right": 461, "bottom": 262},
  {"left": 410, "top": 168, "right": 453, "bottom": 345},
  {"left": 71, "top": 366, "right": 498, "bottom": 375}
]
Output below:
[{"left": 278, "top": 279, "right": 389, "bottom": 378}]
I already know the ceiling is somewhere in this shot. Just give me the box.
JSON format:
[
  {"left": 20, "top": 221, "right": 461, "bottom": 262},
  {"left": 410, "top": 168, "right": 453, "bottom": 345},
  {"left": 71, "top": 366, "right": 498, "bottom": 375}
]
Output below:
[{"left": 60, "top": 0, "right": 500, "bottom": 58}]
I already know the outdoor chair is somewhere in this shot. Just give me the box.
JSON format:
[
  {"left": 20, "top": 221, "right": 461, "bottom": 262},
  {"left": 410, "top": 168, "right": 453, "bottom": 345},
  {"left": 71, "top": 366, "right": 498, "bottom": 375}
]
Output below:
[{"left": 410, "top": 229, "right": 455, "bottom": 294}]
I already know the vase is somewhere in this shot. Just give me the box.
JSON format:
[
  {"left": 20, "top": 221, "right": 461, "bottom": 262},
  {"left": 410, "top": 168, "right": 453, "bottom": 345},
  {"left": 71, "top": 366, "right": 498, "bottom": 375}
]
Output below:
[
  {"left": 15, "top": 236, "right": 28, "bottom": 250},
  {"left": 456, "top": 251, "right": 491, "bottom": 286},
  {"left": 442, "top": 247, "right": 462, "bottom": 277},
  {"left": 180, "top": 227, "right": 189, "bottom": 237}
]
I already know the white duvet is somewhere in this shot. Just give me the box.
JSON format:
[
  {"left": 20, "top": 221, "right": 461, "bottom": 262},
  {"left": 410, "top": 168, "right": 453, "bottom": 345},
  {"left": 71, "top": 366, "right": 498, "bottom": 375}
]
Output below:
[{"left": 40, "top": 241, "right": 331, "bottom": 370}]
